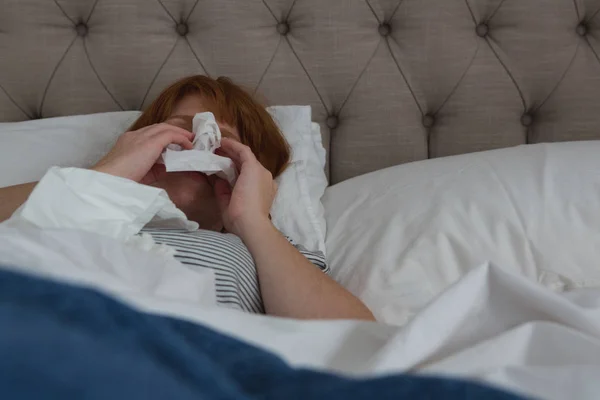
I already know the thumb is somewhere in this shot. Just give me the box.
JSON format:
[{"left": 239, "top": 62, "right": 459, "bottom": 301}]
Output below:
[{"left": 213, "top": 178, "right": 232, "bottom": 213}]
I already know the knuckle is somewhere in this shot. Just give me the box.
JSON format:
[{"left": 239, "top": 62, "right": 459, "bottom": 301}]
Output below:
[
  {"left": 153, "top": 123, "right": 172, "bottom": 134},
  {"left": 121, "top": 131, "right": 135, "bottom": 140},
  {"left": 261, "top": 168, "right": 273, "bottom": 181},
  {"left": 143, "top": 123, "right": 159, "bottom": 132},
  {"left": 156, "top": 123, "right": 171, "bottom": 132}
]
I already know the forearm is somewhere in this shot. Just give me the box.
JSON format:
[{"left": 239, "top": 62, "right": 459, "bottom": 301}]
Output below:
[
  {"left": 239, "top": 219, "right": 375, "bottom": 321},
  {"left": 0, "top": 182, "right": 37, "bottom": 222}
]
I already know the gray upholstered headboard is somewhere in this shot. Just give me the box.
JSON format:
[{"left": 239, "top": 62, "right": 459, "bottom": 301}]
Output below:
[{"left": 1, "top": 0, "right": 600, "bottom": 183}]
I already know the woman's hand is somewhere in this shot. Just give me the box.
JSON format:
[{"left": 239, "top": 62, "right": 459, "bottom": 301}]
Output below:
[
  {"left": 92, "top": 123, "right": 194, "bottom": 183},
  {"left": 215, "top": 139, "right": 375, "bottom": 321},
  {"left": 214, "top": 138, "right": 277, "bottom": 237}
]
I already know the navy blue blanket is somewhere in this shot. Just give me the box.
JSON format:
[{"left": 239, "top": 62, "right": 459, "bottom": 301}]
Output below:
[{"left": 0, "top": 268, "right": 526, "bottom": 399}]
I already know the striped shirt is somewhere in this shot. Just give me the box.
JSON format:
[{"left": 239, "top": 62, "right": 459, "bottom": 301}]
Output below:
[{"left": 142, "top": 228, "right": 328, "bottom": 314}]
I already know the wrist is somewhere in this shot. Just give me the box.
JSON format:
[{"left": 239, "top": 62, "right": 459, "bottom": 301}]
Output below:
[
  {"left": 233, "top": 215, "right": 274, "bottom": 241},
  {"left": 91, "top": 162, "right": 116, "bottom": 176},
  {"left": 91, "top": 163, "right": 134, "bottom": 182}
]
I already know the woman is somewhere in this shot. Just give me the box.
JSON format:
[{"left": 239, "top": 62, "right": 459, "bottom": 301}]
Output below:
[{"left": 0, "top": 75, "right": 374, "bottom": 321}]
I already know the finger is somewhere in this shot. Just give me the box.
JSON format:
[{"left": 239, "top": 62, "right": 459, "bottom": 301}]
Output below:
[
  {"left": 148, "top": 123, "right": 195, "bottom": 141},
  {"left": 219, "top": 138, "right": 257, "bottom": 167},
  {"left": 158, "top": 123, "right": 195, "bottom": 140},
  {"left": 166, "top": 133, "right": 194, "bottom": 150},
  {"left": 154, "top": 130, "right": 194, "bottom": 150},
  {"left": 171, "top": 134, "right": 194, "bottom": 150},
  {"left": 214, "top": 147, "right": 226, "bottom": 158},
  {"left": 133, "top": 124, "right": 156, "bottom": 134},
  {"left": 213, "top": 178, "right": 232, "bottom": 214}
]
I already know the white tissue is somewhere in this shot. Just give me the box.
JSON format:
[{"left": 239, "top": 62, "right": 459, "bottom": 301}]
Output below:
[{"left": 162, "top": 112, "right": 237, "bottom": 185}]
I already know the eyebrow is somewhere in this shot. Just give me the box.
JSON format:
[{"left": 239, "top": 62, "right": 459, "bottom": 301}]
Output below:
[{"left": 168, "top": 114, "right": 193, "bottom": 124}]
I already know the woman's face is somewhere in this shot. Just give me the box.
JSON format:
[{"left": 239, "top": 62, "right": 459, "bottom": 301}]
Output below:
[{"left": 148, "top": 94, "right": 240, "bottom": 231}]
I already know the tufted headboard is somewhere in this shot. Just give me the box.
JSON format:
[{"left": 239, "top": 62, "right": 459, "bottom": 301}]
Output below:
[{"left": 2, "top": 0, "right": 600, "bottom": 183}]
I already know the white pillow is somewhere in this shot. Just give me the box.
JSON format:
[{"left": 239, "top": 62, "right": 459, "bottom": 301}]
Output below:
[
  {"left": 0, "top": 108, "right": 328, "bottom": 253},
  {"left": 0, "top": 112, "right": 140, "bottom": 186},
  {"left": 323, "top": 141, "right": 600, "bottom": 325},
  {"left": 268, "top": 106, "right": 327, "bottom": 255}
]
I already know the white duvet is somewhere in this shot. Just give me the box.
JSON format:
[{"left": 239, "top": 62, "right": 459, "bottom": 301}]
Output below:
[{"left": 0, "top": 222, "right": 599, "bottom": 400}]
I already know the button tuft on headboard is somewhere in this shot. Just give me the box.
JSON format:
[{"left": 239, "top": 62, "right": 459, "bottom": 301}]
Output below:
[
  {"left": 326, "top": 115, "right": 339, "bottom": 130},
  {"left": 378, "top": 23, "right": 391, "bottom": 37},
  {"left": 521, "top": 113, "right": 534, "bottom": 127},
  {"left": 176, "top": 23, "right": 189, "bottom": 36},
  {"left": 476, "top": 23, "right": 489, "bottom": 37},
  {"left": 277, "top": 22, "right": 290, "bottom": 36},
  {"left": 576, "top": 22, "right": 588, "bottom": 37},
  {"left": 75, "top": 23, "right": 88, "bottom": 37},
  {"left": 422, "top": 114, "right": 435, "bottom": 128}
]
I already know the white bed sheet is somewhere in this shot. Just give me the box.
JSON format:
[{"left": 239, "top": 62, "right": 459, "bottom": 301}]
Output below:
[{"left": 0, "top": 222, "right": 598, "bottom": 400}]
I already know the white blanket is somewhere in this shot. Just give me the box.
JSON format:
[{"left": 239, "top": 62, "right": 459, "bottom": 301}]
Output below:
[{"left": 0, "top": 222, "right": 598, "bottom": 400}]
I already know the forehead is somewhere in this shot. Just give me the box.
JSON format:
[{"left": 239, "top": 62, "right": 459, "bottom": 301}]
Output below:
[{"left": 170, "top": 94, "right": 209, "bottom": 117}]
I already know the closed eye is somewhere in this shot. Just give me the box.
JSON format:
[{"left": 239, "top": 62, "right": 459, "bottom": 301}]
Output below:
[{"left": 166, "top": 115, "right": 193, "bottom": 132}]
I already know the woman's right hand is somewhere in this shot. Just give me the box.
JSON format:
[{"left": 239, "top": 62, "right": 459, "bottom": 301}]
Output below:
[{"left": 92, "top": 123, "right": 194, "bottom": 183}]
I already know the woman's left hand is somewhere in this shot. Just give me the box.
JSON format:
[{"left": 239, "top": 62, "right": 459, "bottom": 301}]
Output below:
[
  {"left": 215, "top": 141, "right": 375, "bottom": 321},
  {"left": 213, "top": 138, "right": 277, "bottom": 237}
]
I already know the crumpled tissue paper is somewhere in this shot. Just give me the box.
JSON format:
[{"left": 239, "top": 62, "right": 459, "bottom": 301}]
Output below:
[{"left": 161, "top": 112, "right": 237, "bottom": 185}]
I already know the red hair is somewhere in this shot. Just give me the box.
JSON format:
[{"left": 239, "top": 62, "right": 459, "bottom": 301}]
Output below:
[{"left": 130, "top": 75, "right": 290, "bottom": 177}]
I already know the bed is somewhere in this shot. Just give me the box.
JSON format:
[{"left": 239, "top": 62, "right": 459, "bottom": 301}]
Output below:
[{"left": 2, "top": 1, "right": 600, "bottom": 399}]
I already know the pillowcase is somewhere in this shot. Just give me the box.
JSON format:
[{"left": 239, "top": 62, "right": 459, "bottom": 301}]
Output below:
[
  {"left": 268, "top": 106, "right": 327, "bottom": 255},
  {"left": 0, "top": 107, "right": 328, "bottom": 254},
  {"left": 0, "top": 112, "right": 139, "bottom": 187},
  {"left": 323, "top": 141, "right": 600, "bottom": 325}
]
